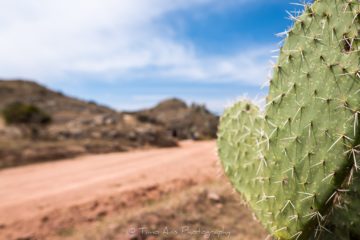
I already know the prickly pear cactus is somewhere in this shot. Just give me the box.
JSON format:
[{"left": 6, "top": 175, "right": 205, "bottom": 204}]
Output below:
[
  {"left": 218, "top": 101, "right": 265, "bottom": 202},
  {"left": 322, "top": 171, "right": 360, "bottom": 240},
  {"left": 218, "top": 0, "right": 360, "bottom": 239}
]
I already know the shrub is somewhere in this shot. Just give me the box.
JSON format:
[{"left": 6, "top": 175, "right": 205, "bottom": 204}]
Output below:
[{"left": 2, "top": 102, "right": 51, "bottom": 125}]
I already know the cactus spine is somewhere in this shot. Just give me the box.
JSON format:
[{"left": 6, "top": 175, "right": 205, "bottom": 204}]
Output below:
[{"left": 217, "top": 0, "right": 360, "bottom": 239}]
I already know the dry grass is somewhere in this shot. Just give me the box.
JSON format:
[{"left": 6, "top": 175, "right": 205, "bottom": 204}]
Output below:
[
  {"left": 53, "top": 181, "right": 267, "bottom": 240},
  {"left": 0, "top": 138, "right": 128, "bottom": 169}
]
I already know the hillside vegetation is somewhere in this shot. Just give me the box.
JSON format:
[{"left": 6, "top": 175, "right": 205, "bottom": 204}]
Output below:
[{"left": 0, "top": 80, "right": 218, "bottom": 168}]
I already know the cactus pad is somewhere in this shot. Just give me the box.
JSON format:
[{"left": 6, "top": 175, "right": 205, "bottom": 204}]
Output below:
[{"left": 218, "top": 0, "right": 360, "bottom": 239}]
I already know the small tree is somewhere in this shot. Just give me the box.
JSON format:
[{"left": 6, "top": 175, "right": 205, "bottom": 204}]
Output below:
[{"left": 2, "top": 102, "right": 51, "bottom": 138}]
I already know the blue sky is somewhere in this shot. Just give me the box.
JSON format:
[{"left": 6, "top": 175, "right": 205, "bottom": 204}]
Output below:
[{"left": 0, "top": 1, "right": 302, "bottom": 113}]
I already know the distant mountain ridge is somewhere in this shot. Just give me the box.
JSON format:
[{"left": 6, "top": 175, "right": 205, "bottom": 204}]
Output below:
[
  {"left": 0, "top": 80, "right": 115, "bottom": 125},
  {"left": 0, "top": 79, "right": 218, "bottom": 168},
  {"left": 135, "top": 98, "right": 219, "bottom": 140}
]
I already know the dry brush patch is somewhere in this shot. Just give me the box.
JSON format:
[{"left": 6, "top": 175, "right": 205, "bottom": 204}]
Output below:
[{"left": 51, "top": 181, "right": 266, "bottom": 240}]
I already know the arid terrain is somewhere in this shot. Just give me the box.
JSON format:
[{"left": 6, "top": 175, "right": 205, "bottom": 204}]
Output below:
[
  {"left": 0, "top": 80, "right": 218, "bottom": 169},
  {"left": 0, "top": 80, "right": 264, "bottom": 240},
  {"left": 0, "top": 141, "right": 266, "bottom": 240}
]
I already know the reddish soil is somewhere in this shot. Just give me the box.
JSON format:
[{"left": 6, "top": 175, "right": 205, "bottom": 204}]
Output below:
[{"left": 0, "top": 141, "right": 220, "bottom": 240}]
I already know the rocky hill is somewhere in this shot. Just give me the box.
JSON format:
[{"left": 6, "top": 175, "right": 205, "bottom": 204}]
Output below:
[
  {"left": 135, "top": 98, "right": 219, "bottom": 140},
  {"left": 0, "top": 80, "right": 115, "bottom": 124},
  {"left": 0, "top": 80, "right": 218, "bottom": 168}
]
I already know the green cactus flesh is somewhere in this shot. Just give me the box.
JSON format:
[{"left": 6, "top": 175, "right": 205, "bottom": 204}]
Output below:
[
  {"left": 218, "top": 101, "right": 265, "bottom": 205},
  {"left": 218, "top": 0, "right": 360, "bottom": 239},
  {"left": 319, "top": 170, "right": 360, "bottom": 240}
]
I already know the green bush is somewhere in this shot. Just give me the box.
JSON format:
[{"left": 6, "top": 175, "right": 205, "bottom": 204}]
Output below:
[{"left": 2, "top": 102, "right": 51, "bottom": 125}]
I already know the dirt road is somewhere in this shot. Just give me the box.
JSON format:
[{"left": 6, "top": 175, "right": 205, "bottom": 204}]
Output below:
[{"left": 0, "top": 141, "right": 219, "bottom": 238}]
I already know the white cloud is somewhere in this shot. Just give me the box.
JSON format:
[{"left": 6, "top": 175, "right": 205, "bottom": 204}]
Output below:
[
  {"left": 0, "top": 0, "right": 272, "bottom": 86},
  {"left": 155, "top": 46, "right": 272, "bottom": 85}
]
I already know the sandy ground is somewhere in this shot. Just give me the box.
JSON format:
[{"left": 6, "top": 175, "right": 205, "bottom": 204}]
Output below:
[
  {"left": 60, "top": 181, "right": 267, "bottom": 240},
  {"left": 0, "top": 140, "right": 220, "bottom": 239},
  {"left": 0, "top": 118, "right": 4, "bottom": 130}
]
